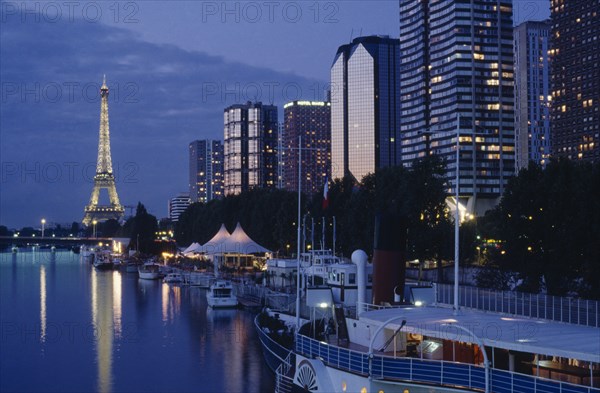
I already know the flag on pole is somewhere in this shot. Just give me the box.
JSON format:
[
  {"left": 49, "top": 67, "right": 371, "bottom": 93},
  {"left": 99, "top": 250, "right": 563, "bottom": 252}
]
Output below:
[{"left": 322, "top": 177, "right": 329, "bottom": 210}]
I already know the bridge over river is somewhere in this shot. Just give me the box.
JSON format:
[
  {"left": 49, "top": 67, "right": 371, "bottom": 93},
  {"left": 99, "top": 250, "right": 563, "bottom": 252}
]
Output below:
[{"left": 0, "top": 236, "right": 117, "bottom": 248}]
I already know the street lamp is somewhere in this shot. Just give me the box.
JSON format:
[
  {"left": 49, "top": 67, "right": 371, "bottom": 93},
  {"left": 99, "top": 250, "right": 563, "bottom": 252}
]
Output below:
[
  {"left": 92, "top": 220, "right": 97, "bottom": 239},
  {"left": 421, "top": 115, "right": 461, "bottom": 315},
  {"left": 441, "top": 323, "right": 489, "bottom": 393},
  {"left": 41, "top": 218, "right": 46, "bottom": 238}
]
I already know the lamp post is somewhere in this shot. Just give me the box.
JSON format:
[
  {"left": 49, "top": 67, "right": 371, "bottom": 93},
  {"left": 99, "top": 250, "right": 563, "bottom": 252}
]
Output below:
[
  {"left": 41, "top": 219, "right": 46, "bottom": 238},
  {"left": 421, "top": 115, "right": 461, "bottom": 315},
  {"left": 453, "top": 115, "right": 460, "bottom": 315},
  {"left": 92, "top": 220, "right": 97, "bottom": 239},
  {"left": 442, "top": 323, "right": 489, "bottom": 393}
]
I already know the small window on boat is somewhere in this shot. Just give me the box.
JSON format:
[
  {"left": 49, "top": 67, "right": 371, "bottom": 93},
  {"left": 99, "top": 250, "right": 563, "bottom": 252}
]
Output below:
[
  {"left": 349, "top": 273, "right": 356, "bottom": 284},
  {"left": 367, "top": 274, "right": 372, "bottom": 283}
]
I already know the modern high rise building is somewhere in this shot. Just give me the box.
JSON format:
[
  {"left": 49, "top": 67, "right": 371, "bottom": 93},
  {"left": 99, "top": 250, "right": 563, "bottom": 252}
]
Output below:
[
  {"left": 550, "top": 0, "right": 599, "bottom": 162},
  {"left": 168, "top": 193, "right": 191, "bottom": 222},
  {"left": 283, "top": 100, "right": 331, "bottom": 194},
  {"left": 330, "top": 35, "right": 401, "bottom": 182},
  {"left": 223, "top": 102, "right": 278, "bottom": 195},
  {"left": 189, "top": 140, "right": 224, "bottom": 203},
  {"left": 399, "top": 0, "right": 516, "bottom": 215},
  {"left": 514, "top": 20, "right": 552, "bottom": 170}
]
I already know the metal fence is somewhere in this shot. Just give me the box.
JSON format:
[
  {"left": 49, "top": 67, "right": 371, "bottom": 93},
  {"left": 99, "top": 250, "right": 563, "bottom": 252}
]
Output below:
[
  {"left": 296, "top": 334, "right": 600, "bottom": 393},
  {"left": 436, "top": 284, "right": 600, "bottom": 328}
]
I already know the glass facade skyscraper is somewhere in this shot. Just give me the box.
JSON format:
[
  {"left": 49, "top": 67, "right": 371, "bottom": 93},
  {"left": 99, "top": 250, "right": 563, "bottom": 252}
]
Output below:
[
  {"left": 330, "top": 35, "right": 401, "bottom": 182},
  {"left": 189, "top": 139, "right": 224, "bottom": 203},
  {"left": 514, "top": 20, "right": 552, "bottom": 170},
  {"left": 223, "top": 102, "right": 278, "bottom": 195},
  {"left": 283, "top": 101, "right": 331, "bottom": 194},
  {"left": 550, "top": 0, "right": 599, "bottom": 162},
  {"left": 399, "top": 0, "right": 516, "bottom": 215}
]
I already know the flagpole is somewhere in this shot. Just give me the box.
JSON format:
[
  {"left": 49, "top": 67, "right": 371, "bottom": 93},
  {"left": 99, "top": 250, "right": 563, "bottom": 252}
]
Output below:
[
  {"left": 333, "top": 216, "right": 336, "bottom": 257},
  {"left": 321, "top": 217, "right": 325, "bottom": 250},
  {"left": 311, "top": 218, "right": 315, "bottom": 251}
]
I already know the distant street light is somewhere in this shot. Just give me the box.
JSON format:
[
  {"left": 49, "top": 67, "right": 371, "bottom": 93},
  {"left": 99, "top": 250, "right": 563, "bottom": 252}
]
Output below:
[
  {"left": 92, "top": 220, "right": 97, "bottom": 239},
  {"left": 41, "top": 218, "right": 46, "bottom": 238}
]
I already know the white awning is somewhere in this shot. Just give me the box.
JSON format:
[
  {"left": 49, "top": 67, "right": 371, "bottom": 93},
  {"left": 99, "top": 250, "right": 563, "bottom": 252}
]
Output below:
[{"left": 359, "top": 306, "right": 600, "bottom": 363}]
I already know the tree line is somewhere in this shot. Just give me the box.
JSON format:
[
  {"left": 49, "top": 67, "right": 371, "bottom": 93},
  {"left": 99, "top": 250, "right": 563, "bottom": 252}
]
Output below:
[{"left": 175, "top": 157, "right": 600, "bottom": 299}]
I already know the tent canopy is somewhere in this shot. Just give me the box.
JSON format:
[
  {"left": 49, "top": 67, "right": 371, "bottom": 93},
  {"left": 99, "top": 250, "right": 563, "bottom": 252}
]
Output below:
[
  {"left": 182, "top": 242, "right": 201, "bottom": 254},
  {"left": 198, "top": 223, "right": 231, "bottom": 253},
  {"left": 203, "top": 222, "right": 271, "bottom": 254}
]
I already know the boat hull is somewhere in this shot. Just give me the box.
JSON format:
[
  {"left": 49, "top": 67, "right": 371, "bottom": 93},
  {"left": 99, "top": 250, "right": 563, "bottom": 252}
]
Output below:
[
  {"left": 206, "top": 296, "right": 238, "bottom": 308},
  {"left": 254, "top": 315, "right": 294, "bottom": 374},
  {"left": 94, "top": 262, "right": 114, "bottom": 270},
  {"left": 139, "top": 271, "right": 160, "bottom": 280}
]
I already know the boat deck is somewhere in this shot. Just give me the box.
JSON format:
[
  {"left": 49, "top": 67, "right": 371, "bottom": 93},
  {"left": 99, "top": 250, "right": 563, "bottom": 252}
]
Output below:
[{"left": 358, "top": 305, "right": 600, "bottom": 363}]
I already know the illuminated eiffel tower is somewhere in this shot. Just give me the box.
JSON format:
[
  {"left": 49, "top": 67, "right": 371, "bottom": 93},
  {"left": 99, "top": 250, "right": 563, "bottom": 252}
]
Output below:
[{"left": 82, "top": 76, "right": 125, "bottom": 226}]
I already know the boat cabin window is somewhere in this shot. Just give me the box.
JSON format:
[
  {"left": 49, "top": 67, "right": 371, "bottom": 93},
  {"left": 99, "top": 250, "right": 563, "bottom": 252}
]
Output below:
[
  {"left": 367, "top": 274, "right": 372, "bottom": 283},
  {"left": 213, "top": 288, "right": 232, "bottom": 297},
  {"left": 349, "top": 273, "right": 356, "bottom": 285}
]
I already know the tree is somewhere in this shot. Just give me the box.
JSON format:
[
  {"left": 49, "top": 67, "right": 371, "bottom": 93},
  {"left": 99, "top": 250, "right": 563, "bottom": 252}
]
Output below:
[
  {"left": 482, "top": 160, "right": 600, "bottom": 298},
  {"left": 128, "top": 202, "right": 158, "bottom": 254},
  {"left": 70, "top": 222, "right": 80, "bottom": 236}
]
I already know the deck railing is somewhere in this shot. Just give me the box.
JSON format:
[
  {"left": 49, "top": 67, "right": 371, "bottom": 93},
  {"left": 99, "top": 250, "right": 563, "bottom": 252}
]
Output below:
[
  {"left": 436, "top": 284, "right": 600, "bottom": 328},
  {"left": 296, "top": 334, "right": 600, "bottom": 393},
  {"left": 274, "top": 352, "right": 294, "bottom": 393}
]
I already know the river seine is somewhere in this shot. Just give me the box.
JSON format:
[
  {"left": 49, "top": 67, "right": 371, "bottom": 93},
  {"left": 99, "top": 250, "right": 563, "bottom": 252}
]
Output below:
[{"left": 0, "top": 250, "right": 274, "bottom": 393}]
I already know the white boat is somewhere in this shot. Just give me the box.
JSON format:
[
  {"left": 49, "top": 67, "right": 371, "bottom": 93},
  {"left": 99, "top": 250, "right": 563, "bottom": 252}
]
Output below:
[
  {"left": 138, "top": 263, "right": 160, "bottom": 280},
  {"left": 206, "top": 280, "right": 238, "bottom": 308},
  {"left": 93, "top": 253, "right": 113, "bottom": 270},
  {"left": 163, "top": 272, "right": 183, "bottom": 283}
]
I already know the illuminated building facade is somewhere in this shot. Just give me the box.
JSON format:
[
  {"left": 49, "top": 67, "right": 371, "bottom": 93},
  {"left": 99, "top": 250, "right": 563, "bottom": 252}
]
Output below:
[
  {"left": 514, "top": 20, "right": 552, "bottom": 170},
  {"left": 283, "top": 100, "right": 331, "bottom": 193},
  {"left": 168, "top": 193, "right": 191, "bottom": 222},
  {"left": 330, "top": 35, "right": 401, "bottom": 182},
  {"left": 399, "top": 0, "right": 516, "bottom": 215},
  {"left": 223, "top": 102, "right": 278, "bottom": 195},
  {"left": 550, "top": 0, "right": 599, "bottom": 162},
  {"left": 189, "top": 139, "right": 224, "bottom": 203}
]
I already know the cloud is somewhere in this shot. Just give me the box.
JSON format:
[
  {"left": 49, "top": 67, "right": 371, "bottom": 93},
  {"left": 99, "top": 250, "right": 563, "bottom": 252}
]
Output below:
[{"left": 0, "top": 7, "right": 327, "bottom": 228}]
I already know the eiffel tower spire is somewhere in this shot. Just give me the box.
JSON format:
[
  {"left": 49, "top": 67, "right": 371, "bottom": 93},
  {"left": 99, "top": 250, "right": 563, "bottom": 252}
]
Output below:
[{"left": 82, "top": 76, "right": 125, "bottom": 226}]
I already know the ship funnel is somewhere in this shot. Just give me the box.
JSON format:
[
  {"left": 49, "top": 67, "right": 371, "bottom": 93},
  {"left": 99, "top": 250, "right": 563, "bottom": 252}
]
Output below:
[
  {"left": 372, "top": 213, "right": 406, "bottom": 305},
  {"left": 351, "top": 249, "right": 368, "bottom": 314}
]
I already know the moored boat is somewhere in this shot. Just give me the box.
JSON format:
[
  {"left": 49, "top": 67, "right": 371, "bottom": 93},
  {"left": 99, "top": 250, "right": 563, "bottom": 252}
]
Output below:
[
  {"left": 206, "top": 279, "right": 238, "bottom": 308},
  {"left": 163, "top": 272, "right": 183, "bottom": 283},
  {"left": 138, "top": 263, "right": 161, "bottom": 280},
  {"left": 93, "top": 255, "right": 114, "bottom": 270}
]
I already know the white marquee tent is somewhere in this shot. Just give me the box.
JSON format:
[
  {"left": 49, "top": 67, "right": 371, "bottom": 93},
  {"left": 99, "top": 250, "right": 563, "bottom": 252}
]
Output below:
[
  {"left": 182, "top": 242, "right": 201, "bottom": 255},
  {"left": 198, "top": 222, "right": 271, "bottom": 254},
  {"left": 197, "top": 223, "right": 232, "bottom": 254}
]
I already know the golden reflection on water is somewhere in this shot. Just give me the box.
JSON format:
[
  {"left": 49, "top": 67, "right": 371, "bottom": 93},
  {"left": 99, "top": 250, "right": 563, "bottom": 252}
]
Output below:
[
  {"left": 162, "top": 283, "right": 181, "bottom": 322},
  {"left": 39, "top": 264, "right": 46, "bottom": 343},
  {"left": 112, "top": 271, "right": 122, "bottom": 338},
  {"left": 91, "top": 268, "right": 122, "bottom": 393}
]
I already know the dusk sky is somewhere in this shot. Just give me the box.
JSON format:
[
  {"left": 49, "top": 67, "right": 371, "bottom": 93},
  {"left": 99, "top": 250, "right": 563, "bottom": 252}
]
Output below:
[{"left": 0, "top": 0, "right": 550, "bottom": 229}]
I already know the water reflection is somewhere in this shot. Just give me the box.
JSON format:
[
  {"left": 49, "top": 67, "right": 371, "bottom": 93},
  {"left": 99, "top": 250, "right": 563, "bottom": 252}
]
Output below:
[
  {"left": 1, "top": 252, "right": 274, "bottom": 393},
  {"left": 161, "top": 283, "right": 181, "bottom": 323},
  {"left": 39, "top": 264, "right": 46, "bottom": 343},
  {"left": 113, "top": 271, "right": 122, "bottom": 338},
  {"left": 91, "top": 268, "right": 122, "bottom": 393},
  {"left": 205, "top": 307, "right": 257, "bottom": 393}
]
